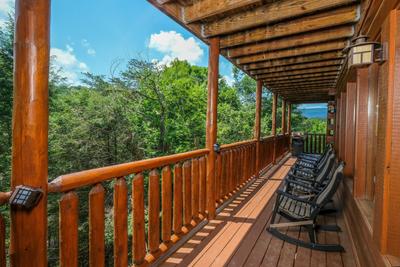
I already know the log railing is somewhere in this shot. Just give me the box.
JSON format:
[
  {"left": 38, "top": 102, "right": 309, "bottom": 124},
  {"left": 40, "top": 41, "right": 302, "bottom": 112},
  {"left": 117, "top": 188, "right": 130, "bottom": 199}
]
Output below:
[
  {"left": 275, "top": 134, "right": 291, "bottom": 159},
  {"left": 215, "top": 140, "right": 257, "bottom": 204},
  {"left": 0, "top": 136, "right": 290, "bottom": 266},
  {"left": 48, "top": 149, "right": 209, "bottom": 266},
  {"left": 303, "top": 133, "right": 327, "bottom": 154},
  {"left": 259, "top": 136, "right": 275, "bottom": 173}
]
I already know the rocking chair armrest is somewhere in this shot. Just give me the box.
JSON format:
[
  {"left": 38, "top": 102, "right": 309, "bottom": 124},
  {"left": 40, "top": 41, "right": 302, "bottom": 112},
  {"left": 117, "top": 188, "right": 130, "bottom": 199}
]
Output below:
[{"left": 276, "top": 189, "right": 315, "bottom": 205}]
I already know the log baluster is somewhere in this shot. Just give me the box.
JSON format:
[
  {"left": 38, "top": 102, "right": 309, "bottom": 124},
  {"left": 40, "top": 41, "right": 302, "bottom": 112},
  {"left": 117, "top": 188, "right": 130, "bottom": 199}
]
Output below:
[
  {"left": 59, "top": 191, "right": 79, "bottom": 267},
  {"left": 132, "top": 174, "right": 146, "bottom": 266},
  {"left": 191, "top": 158, "right": 200, "bottom": 219},
  {"left": 148, "top": 170, "right": 161, "bottom": 254},
  {"left": 113, "top": 178, "right": 128, "bottom": 267},
  {"left": 89, "top": 184, "right": 105, "bottom": 267},
  {"left": 173, "top": 164, "right": 183, "bottom": 236},
  {"left": 183, "top": 161, "right": 192, "bottom": 226},
  {"left": 162, "top": 166, "right": 172, "bottom": 245},
  {"left": 199, "top": 157, "right": 207, "bottom": 215}
]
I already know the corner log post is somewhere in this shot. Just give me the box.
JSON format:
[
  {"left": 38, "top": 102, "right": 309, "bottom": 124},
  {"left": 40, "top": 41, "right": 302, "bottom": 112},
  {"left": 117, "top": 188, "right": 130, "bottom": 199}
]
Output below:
[
  {"left": 10, "top": 0, "right": 51, "bottom": 266},
  {"left": 282, "top": 99, "right": 287, "bottom": 134},
  {"left": 272, "top": 93, "right": 277, "bottom": 164},
  {"left": 206, "top": 37, "right": 219, "bottom": 219},
  {"left": 254, "top": 80, "right": 262, "bottom": 175}
]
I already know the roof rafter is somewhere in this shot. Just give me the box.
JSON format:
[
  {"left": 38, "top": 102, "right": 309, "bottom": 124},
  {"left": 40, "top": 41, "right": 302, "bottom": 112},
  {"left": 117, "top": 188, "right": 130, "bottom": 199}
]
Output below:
[
  {"left": 202, "top": 0, "right": 357, "bottom": 37},
  {"left": 219, "top": 5, "right": 359, "bottom": 48}
]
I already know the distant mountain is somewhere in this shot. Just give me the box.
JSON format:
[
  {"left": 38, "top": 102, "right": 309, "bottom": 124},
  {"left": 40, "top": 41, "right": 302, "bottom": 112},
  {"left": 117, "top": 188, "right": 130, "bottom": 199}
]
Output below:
[{"left": 298, "top": 107, "right": 327, "bottom": 119}]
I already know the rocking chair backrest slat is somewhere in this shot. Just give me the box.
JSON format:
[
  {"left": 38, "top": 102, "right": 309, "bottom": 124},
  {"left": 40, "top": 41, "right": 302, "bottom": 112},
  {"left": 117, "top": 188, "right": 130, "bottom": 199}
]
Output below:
[
  {"left": 315, "top": 162, "right": 344, "bottom": 207},
  {"left": 315, "top": 153, "right": 336, "bottom": 183},
  {"left": 316, "top": 147, "right": 333, "bottom": 170}
]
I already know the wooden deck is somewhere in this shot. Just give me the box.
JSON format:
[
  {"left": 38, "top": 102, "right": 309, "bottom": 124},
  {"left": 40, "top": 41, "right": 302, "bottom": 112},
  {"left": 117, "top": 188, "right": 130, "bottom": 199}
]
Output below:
[{"left": 161, "top": 157, "right": 357, "bottom": 267}]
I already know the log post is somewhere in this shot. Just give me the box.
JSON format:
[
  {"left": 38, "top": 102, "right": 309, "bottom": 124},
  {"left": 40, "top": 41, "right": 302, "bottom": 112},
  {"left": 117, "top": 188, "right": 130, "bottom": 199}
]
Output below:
[
  {"left": 282, "top": 99, "right": 287, "bottom": 134},
  {"left": 287, "top": 102, "right": 292, "bottom": 135},
  {"left": 10, "top": 0, "right": 51, "bottom": 266},
  {"left": 272, "top": 93, "right": 277, "bottom": 163},
  {"left": 206, "top": 37, "right": 219, "bottom": 219},
  {"left": 254, "top": 80, "right": 262, "bottom": 175}
]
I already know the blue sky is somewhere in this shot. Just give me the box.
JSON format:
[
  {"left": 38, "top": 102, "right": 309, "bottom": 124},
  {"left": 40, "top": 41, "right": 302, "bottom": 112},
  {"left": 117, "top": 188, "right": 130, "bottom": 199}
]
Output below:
[
  {"left": 0, "top": 0, "right": 234, "bottom": 84},
  {"left": 0, "top": 0, "right": 325, "bottom": 109}
]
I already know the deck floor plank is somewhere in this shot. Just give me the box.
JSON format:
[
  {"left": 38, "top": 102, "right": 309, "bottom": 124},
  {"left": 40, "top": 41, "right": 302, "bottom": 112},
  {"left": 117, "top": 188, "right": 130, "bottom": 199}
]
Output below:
[{"left": 160, "top": 157, "right": 357, "bottom": 267}]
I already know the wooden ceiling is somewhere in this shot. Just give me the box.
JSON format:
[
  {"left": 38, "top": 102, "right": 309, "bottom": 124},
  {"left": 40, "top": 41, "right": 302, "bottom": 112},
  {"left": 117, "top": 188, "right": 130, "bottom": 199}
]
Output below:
[{"left": 148, "top": 0, "right": 361, "bottom": 103}]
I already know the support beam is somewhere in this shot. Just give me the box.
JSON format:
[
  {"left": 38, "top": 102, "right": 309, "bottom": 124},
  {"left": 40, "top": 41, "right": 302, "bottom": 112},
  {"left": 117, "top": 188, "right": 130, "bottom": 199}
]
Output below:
[
  {"left": 236, "top": 40, "right": 348, "bottom": 65},
  {"left": 260, "top": 71, "right": 339, "bottom": 81},
  {"left": 183, "top": 0, "right": 264, "bottom": 23},
  {"left": 255, "top": 66, "right": 340, "bottom": 79},
  {"left": 203, "top": 0, "right": 357, "bottom": 37},
  {"left": 219, "top": 5, "right": 359, "bottom": 48},
  {"left": 254, "top": 80, "right": 262, "bottom": 175},
  {"left": 206, "top": 37, "right": 219, "bottom": 219},
  {"left": 282, "top": 99, "right": 287, "bottom": 134},
  {"left": 249, "top": 60, "right": 343, "bottom": 75},
  {"left": 10, "top": 0, "right": 51, "bottom": 266},
  {"left": 226, "top": 26, "right": 354, "bottom": 58},
  {"left": 244, "top": 51, "right": 344, "bottom": 71}
]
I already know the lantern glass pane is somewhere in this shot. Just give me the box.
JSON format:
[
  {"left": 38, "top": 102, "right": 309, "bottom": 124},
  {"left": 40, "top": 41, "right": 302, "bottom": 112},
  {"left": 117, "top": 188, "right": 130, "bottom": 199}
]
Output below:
[
  {"left": 362, "top": 51, "right": 372, "bottom": 64},
  {"left": 353, "top": 44, "right": 373, "bottom": 53},
  {"left": 353, "top": 53, "right": 362, "bottom": 64}
]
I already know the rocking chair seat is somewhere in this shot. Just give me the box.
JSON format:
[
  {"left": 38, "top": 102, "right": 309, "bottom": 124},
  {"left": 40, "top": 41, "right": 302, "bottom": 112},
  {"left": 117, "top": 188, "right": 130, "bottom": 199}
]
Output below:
[{"left": 279, "top": 195, "right": 312, "bottom": 219}]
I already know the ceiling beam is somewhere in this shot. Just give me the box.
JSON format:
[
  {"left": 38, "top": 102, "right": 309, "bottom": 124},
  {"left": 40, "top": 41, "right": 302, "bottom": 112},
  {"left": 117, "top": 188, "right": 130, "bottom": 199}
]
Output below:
[
  {"left": 183, "top": 0, "right": 264, "bottom": 23},
  {"left": 202, "top": 0, "right": 357, "bottom": 37},
  {"left": 257, "top": 66, "right": 340, "bottom": 79},
  {"left": 267, "top": 81, "right": 336, "bottom": 89},
  {"left": 243, "top": 51, "right": 344, "bottom": 70},
  {"left": 250, "top": 60, "right": 342, "bottom": 75},
  {"left": 219, "top": 5, "right": 359, "bottom": 48},
  {"left": 258, "top": 71, "right": 339, "bottom": 80},
  {"left": 225, "top": 25, "right": 354, "bottom": 58},
  {"left": 236, "top": 40, "right": 348, "bottom": 64}
]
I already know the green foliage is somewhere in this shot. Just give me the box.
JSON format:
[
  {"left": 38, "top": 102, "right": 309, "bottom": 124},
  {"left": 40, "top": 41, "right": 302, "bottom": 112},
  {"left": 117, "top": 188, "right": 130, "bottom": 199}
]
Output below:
[{"left": 0, "top": 18, "right": 327, "bottom": 265}]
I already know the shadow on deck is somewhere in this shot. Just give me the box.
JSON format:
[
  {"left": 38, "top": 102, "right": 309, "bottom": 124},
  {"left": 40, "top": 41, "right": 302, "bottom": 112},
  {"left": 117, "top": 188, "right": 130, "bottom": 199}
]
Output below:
[{"left": 160, "top": 157, "right": 357, "bottom": 267}]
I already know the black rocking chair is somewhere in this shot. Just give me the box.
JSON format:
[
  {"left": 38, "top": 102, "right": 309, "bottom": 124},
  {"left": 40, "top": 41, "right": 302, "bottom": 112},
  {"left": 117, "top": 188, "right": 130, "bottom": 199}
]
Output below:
[{"left": 267, "top": 162, "right": 345, "bottom": 252}]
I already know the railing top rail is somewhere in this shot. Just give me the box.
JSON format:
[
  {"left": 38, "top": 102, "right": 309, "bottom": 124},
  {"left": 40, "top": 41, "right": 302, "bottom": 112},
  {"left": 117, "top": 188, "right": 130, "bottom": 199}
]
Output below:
[
  {"left": 48, "top": 148, "right": 209, "bottom": 193},
  {"left": 220, "top": 139, "right": 256, "bottom": 150},
  {"left": 260, "top": 135, "right": 274, "bottom": 141}
]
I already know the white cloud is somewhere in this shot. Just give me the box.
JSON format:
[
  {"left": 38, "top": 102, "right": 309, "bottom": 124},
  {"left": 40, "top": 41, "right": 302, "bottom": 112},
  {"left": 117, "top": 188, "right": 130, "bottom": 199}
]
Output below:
[
  {"left": 50, "top": 45, "right": 89, "bottom": 84},
  {"left": 148, "top": 31, "right": 203, "bottom": 66},
  {"left": 0, "top": 0, "right": 13, "bottom": 15},
  {"left": 81, "top": 39, "right": 96, "bottom": 56}
]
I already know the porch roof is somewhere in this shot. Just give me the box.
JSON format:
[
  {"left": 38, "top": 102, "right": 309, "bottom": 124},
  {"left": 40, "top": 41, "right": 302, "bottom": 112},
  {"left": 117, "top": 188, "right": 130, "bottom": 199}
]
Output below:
[{"left": 147, "top": 0, "right": 360, "bottom": 103}]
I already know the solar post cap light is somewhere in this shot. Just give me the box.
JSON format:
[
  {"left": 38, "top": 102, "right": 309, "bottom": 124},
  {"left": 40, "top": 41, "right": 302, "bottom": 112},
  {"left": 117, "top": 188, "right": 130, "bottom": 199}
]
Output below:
[{"left": 9, "top": 185, "right": 44, "bottom": 210}]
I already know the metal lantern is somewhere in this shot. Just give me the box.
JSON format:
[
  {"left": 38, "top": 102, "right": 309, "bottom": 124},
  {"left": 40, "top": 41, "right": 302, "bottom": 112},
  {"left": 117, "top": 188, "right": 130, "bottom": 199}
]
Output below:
[{"left": 343, "top": 36, "right": 385, "bottom": 68}]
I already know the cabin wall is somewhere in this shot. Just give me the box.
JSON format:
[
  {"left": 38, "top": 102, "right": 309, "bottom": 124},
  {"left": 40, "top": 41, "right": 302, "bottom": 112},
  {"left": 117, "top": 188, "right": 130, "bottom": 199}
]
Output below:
[{"left": 337, "top": 3, "right": 400, "bottom": 266}]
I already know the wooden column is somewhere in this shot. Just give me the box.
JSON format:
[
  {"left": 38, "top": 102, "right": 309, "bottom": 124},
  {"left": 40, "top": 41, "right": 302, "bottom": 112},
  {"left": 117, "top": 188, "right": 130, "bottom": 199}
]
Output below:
[
  {"left": 281, "top": 99, "right": 287, "bottom": 134},
  {"left": 373, "top": 9, "right": 400, "bottom": 257},
  {"left": 10, "top": 0, "right": 51, "bottom": 266},
  {"left": 254, "top": 80, "right": 262, "bottom": 175},
  {"left": 272, "top": 93, "right": 277, "bottom": 163},
  {"left": 354, "top": 68, "right": 369, "bottom": 197},
  {"left": 206, "top": 37, "right": 219, "bottom": 219},
  {"left": 339, "top": 92, "right": 347, "bottom": 161},
  {"left": 287, "top": 103, "right": 292, "bottom": 135},
  {"left": 344, "top": 82, "right": 357, "bottom": 177}
]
